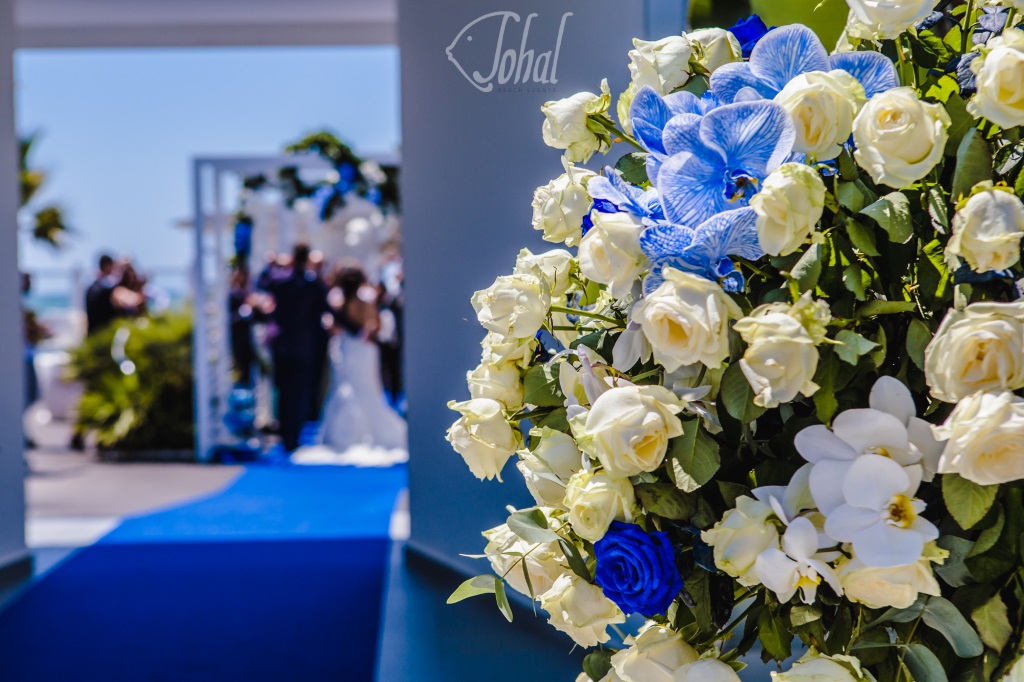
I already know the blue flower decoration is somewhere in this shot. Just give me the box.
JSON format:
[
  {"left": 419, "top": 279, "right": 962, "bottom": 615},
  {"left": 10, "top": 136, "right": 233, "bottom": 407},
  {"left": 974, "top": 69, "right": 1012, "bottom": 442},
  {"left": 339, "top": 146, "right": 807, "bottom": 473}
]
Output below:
[
  {"left": 729, "top": 15, "right": 772, "bottom": 59},
  {"left": 710, "top": 25, "right": 899, "bottom": 104},
  {"left": 594, "top": 521, "right": 683, "bottom": 617},
  {"left": 656, "top": 99, "right": 795, "bottom": 225},
  {"left": 640, "top": 207, "right": 763, "bottom": 294},
  {"left": 587, "top": 167, "right": 664, "bottom": 222},
  {"left": 630, "top": 87, "right": 725, "bottom": 183}
]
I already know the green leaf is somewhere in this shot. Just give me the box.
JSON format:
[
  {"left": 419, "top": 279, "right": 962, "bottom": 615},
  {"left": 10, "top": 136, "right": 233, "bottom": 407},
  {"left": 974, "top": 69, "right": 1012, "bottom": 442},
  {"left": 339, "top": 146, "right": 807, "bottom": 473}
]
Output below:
[
  {"left": 758, "top": 607, "right": 792, "bottom": 662},
  {"left": 615, "top": 152, "right": 649, "bottom": 187},
  {"left": 717, "top": 481, "right": 749, "bottom": 509},
  {"left": 791, "top": 242, "right": 823, "bottom": 292},
  {"left": 904, "top": 643, "right": 949, "bottom": 682},
  {"left": 791, "top": 604, "right": 822, "bottom": 627},
  {"left": 943, "top": 474, "right": 998, "bottom": 530},
  {"left": 813, "top": 351, "right": 839, "bottom": 423},
  {"left": 935, "top": 536, "right": 975, "bottom": 588},
  {"left": 925, "top": 186, "right": 950, "bottom": 234},
  {"left": 720, "top": 362, "right": 766, "bottom": 424},
  {"left": 856, "top": 300, "right": 917, "bottom": 318},
  {"left": 494, "top": 579, "right": 513, "bottom": 622},
  {"left": 447, "top": 574, "right": 499, "bottom": 604},
  {"left": 860, "top": 192, "right": 914, "bottom": 244},
  {"left": 523, "top": 363, "right": 563, "bottom": 408},
  {"left": 635, "top": 482, "right": 697, "bottom": 520},
  {"left": 507, "top": 508, "right": 560, "bottom": 544},
  {"left": 918, "top": 239, "right": 952, "bottom": 308},
  {"left": 846, "top": 218, "right": 880, "bottom": 256},
  {"left": 837, "top": 179, "right": 877, "bottom": 213},
  {"left": 951, "top": 128, "right": 992, "bottom": 201},
  {"left": 582, "top": 650, "right": 614, "bottom": 682},
  {"left": 969, "top": 505, "right": 1004, "bottom": 558},
  {"left": 666, "top": 421, "right": 721, "bottom": 493},
  {"left": 906, "top": 319, "right": 931, "bottom": 370},
  {"left": 944, "top": 93, "right": 974, "bottom": 159},
  {"left": 972, "top": 596, "right": 1012, "bottom": 652},
  {"left": 559, "top": 538, "right": 591, "bottom": 582},
  {"left": 843, "top": 263, "right": 870, "bottom": 301},
  {"left": 922, "top": 596, "right": 984, "bottom": 658},
  {"left": 835, "top": 330, "right": 879, "bottom": 365}
]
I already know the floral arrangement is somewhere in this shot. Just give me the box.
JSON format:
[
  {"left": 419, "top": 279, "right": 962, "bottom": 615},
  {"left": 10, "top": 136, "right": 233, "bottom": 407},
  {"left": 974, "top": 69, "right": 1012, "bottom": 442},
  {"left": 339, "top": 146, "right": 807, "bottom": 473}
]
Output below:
[{"left": 446, "top": 2, "right": 1024, "bottom": 680}]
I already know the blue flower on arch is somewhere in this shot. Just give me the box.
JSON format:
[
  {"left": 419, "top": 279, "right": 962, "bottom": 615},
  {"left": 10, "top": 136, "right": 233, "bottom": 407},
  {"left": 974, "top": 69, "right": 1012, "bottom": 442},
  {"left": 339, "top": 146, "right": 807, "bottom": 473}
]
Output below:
[
  {"left": 587, "top": 167, "right": 664, "bottom": 222},
  {"left": 629, "top": 87, "right": 723, "bottom": 183},
  {"left": 710, "top": 24, "right": 899, "bottom": 104}
]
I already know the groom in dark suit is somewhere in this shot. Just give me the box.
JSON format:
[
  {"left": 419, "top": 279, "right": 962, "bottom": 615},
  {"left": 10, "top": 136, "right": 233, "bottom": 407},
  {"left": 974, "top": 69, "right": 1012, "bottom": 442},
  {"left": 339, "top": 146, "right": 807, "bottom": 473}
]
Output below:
[{"left": 268, "top": 244, "right": 329, "bottom": 452}]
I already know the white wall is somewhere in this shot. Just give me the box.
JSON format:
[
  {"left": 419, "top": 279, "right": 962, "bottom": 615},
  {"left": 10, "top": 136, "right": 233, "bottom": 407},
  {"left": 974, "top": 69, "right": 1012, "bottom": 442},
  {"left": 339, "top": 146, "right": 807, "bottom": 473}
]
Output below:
[{"left": 0, "top": 0, "right": 28, "bottom": 571}]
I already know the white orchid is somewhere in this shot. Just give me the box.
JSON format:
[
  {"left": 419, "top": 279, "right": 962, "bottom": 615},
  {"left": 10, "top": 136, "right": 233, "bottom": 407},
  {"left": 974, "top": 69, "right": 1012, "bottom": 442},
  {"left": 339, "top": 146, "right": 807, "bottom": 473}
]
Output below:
[
  {"left": 823, "top": 455, "right": 939, "bottom": 568},
  {"left": 795, "top": 376, "right": 941, "bottom": 515},
  {"left": 755, "top": 517, "right": 842, "bottom": 604}
]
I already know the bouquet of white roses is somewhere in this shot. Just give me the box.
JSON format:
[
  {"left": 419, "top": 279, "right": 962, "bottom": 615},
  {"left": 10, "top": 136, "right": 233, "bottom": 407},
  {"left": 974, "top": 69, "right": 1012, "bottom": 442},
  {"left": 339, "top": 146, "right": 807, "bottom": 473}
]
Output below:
[{"left": 446, "top": 2, "right": 1024, "bottom": 679}]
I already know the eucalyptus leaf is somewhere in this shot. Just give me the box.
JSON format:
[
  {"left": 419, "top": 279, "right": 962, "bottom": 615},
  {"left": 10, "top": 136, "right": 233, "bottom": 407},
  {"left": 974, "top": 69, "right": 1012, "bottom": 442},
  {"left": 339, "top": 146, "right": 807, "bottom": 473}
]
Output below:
[
  {"left": 494, "top": 578, "right": 514, "bottom": 622},
  {"left": 507, "top": 508, "right": 560, "bottom": 544},
  {"left": 559, "top": 538, "right": 591, "bottom": 582},
  {"left": 857, "top": 300, "right": 917, "bottom": 318},
  {"left": 583, "top": 650, "right": 614, "bottom": 682},
  {"left": 904, "top": 643, "right": 949, "bottom": 682},
  {"left": 922, "top": 596, "right": 985, "bottom": 658},
  {"left": 935, "top": 536, "right": 975, "bottom": 588},
  {"left": 447, "top": 574, "right": 499, "bottom": 604}
]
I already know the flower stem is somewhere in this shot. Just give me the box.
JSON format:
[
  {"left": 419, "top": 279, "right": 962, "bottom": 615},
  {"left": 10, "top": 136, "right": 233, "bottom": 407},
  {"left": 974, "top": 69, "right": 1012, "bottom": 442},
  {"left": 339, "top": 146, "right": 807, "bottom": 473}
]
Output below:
[
  {"left": 550, "top": 304, "right": 623, "bottom": 327},
  {"left": 593, "top": 116, "right": 647, "bottom": 153}
]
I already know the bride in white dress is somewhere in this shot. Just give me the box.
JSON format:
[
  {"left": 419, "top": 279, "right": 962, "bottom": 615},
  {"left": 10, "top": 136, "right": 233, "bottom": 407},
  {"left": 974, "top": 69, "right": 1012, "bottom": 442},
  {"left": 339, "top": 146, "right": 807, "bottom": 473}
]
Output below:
[{"left": 292, "top": 265, "right": 407, "bottom": 466}]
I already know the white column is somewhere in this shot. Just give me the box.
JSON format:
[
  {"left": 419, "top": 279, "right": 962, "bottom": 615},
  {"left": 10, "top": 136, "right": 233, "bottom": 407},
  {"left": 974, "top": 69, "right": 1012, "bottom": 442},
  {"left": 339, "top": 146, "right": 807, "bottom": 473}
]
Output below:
[{"left": 0, "top": 0, "right": 29, "bottom": 570}]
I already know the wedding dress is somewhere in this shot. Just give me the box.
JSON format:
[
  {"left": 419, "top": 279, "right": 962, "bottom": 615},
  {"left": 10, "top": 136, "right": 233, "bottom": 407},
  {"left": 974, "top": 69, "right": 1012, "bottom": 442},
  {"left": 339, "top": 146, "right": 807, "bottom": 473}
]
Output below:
[{"left": 292, "top": 331, "right": 407, "bottom": 467}]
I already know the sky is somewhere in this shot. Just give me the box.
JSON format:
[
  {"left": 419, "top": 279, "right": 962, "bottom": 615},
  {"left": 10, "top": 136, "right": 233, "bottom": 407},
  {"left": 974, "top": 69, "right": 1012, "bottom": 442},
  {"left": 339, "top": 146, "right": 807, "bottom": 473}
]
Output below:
[{"left": 15, "top": 46, "right": 401, "bottom": 294}]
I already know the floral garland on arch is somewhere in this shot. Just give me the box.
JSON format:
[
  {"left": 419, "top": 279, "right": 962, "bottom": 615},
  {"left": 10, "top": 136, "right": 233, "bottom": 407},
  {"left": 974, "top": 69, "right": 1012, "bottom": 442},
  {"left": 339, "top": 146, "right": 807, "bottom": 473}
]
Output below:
[{"left": 446, "top": 2, "right": 1024, "bottom": 680}]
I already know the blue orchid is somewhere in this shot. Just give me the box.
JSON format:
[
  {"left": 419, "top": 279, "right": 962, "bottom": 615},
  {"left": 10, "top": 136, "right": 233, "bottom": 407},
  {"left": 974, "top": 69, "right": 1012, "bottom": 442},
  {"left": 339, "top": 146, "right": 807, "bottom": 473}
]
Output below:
[
  {"left": 655, "top": 99, "right": 795, "bottom": 226},
  {"left": 710, "top": 25, "right": 899, "bottom": 104},
  {"left": 729, "top": 15, "right": 773, "bottom": 59},
  {"left": 587, "top": 167, "right": 664, "bottom": 222},
  {"left": 640, "top": 207, "right": 763, "bottom": 294},
  {"left": 629, "top": 86, "right": 723, "bottom": 182}
]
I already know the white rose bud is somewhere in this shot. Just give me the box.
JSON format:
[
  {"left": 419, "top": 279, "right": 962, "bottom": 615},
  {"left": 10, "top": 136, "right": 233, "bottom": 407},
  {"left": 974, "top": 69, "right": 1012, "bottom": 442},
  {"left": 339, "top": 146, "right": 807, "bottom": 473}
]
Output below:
[
  {"left": 541, "top": 80, "right": 612, "bottom": 163},
  {"left": 446, "top": 398, "right": 520, "bottom": 481},
  {"left": 628, "top": 36, "right": 693, "bottom": 94},
  {"left": 674, "top": 659, "right": 742, "bottom": 682},
  {"left": 634, "top": 268, "right": 742, "bottom": 371},
  {"left": 701, "top": 496, "right": 780, "bottom": 587},
  {"left": 853, "top": 87, "right": 950, "bottom": 189},
  {"left": 578, "top": 211, "right": 646, "bottom": 299},
  {"left": 611, "top": 623, "right": 699, "bottom": 682},
  {"left": 515, "top": 247, "right": 575, "bottom": 298},
  {"left": 466, "top": 361, "right": 523, "bottom": 410},
  {"left": 573, "top": 385, "right": 685, "bottom": 478},
  {"left": 839, "top": 544, "right": 945, "bottom": 610},
  {"left": 734, "top": 312, "right": 820, "bottom": 408},
  {"left": 481, "top": 331, "right": 537, "bottom": 370},
  {"left": 925, "top": 301, "right": 1024, "bottom": 402},
  {"left": 947, "top": 185, "right": 1024, "bottom": 273},
  {"left": 775, "top": 70, "right": 866, "bottom": 161},
  {"left": 539, "top": 573, "right": 626, "bottom": 648},
  {"left": 750, "top": 163, "right": 826, "bottom": 256},
  {"left": 934, "top": 391, "right": 1024, "bottom": 486},
  {"left": 471, "top": 273, "right": 550, "bottom": 339},
  {"left": 532, "top": 165, "right": 597, "bottom": 247},
  {"left": 969, "top": 29, "right": 1024, "bottom": 129},
  {"left": 772, "top": 651, "right": 875, "bottom": 681},
  {"left": 688, "top": 29, "right": 743, "bottom": 75},
  {"left": 563, "top": 469, "right": 636, "bottom": 542},
  {"left": 482, "top": 512, "right": 566, "bottom": 598},
  {"left": 517, "top": 428, "right": 583, "bottom": 509},
  {"left": 843, "top": 0, "right": 935, "bottom": 41}
]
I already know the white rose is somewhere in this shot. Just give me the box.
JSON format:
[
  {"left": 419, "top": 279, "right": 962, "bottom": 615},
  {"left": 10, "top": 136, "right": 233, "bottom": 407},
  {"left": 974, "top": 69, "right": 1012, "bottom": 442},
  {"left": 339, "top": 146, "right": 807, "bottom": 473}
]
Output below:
[
  {"left": 701, "top": 496, "right": 780, "bottom": 586},
  {"left": 772, "top": 651, "right": 875, "bottom": 681},
  {"left": 539, "top": 573, "right": 626, "bottom": 648},
  {"left": 578, "top": 211, "right": 646, "bottom": 299},
  {"left": 467, "top": 361, "right": 523, "bottom": 410},
  {"left": 844, "top": 0, "right": 935, "bottom": 40},
  {"left": 947, "top": 185, "right": 1024, "bottom": 273},
  {"left": 541, "top": 80, "right": 611, "bottom": 163},
  {"left": 750, "top": 163, "right": 826, "bottom": 256},
  {"left": 839, "top": 545, "right": 944, "bottom": 610},
  {"left": 611, "top": 624, "right": 699, "bottom": 682},
  {"left": 572, "top": 385, "right": 684, "bottom": 478},
  {"left": 634, "top": 268, "right": 741, "bottom": 371},
  {"left": 532, "top": 165, "right": 597, "bottom": 247},
  {"left": 628, "top": 36, "right": 693, "bottom": 94},
  {"left": 563, "top": 469, "right": 636, "bottom": 542},
  {"left": 969, "top": 29, "right": 1024, "bottom": 129},
  {"left": 517, "top": 428, "right": 582, "bottom": 508},
  {"left": 853, "top": 87, "right": 950, "bottom": 189},
  {"left": 515, "top": 247, "right": 575, "bottom": 298},
  {"left": 482, "top": 512, "right": 566, "bottom": 598},
  {"left": 673, "top": 659, "right": 742, "bottom": 682},
  {"left": 446, "top": 398, "right": 520, "bottom": 481},
  {"left": 934, "top": 390, "right": 1024, "bottom": 486},
  {"left": 481, "top": 331, "right": 537, "bottom": 369},
  {"left": 688, "top": 28, "right": 743, "bottom": 74},
  {"left": 471, "top": 273, "right": 550, "bottom": 339},
  {"left": 617, "top": 81, "right": 639, "bottom": 136},
  {"left": 924, "top": 301, "right": 1024, "bottom": 402},
  {"left": 734, "top": 312, "right": 820, "bottom": 408},
  {"left": 775, "top": 70, "right": 865, "bottom": 161}
]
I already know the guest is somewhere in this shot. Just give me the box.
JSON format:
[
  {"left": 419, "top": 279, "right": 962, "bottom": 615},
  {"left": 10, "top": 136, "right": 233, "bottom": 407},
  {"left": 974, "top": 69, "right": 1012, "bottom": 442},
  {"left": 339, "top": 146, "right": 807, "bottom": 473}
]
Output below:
[
  {"left": 84, "top": 254, "right": 119, "bottom": 335},
  {"left": 228, "top": 267, "right": 256, "bottom": 386}
]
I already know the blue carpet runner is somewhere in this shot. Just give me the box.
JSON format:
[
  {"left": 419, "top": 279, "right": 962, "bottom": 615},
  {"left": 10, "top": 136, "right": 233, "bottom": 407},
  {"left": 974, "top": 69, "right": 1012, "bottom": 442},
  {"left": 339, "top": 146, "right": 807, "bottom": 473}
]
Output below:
[{"left": 0, "top": 464, "right": 407, "bottom": 682}]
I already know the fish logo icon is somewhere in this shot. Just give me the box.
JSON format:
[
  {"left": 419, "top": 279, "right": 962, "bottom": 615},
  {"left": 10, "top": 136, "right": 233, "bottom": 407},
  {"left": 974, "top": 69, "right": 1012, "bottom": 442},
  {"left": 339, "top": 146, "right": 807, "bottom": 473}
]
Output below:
[{"left": 446, "top": 11, "right": 572, "bottom": 93}]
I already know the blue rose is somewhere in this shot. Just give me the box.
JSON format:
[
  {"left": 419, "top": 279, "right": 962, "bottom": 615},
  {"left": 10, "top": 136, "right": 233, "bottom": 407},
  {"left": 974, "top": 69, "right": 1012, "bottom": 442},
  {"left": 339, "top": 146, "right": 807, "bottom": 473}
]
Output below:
[
  {"left": 728, "top": 15, "right": 772, "bottom": 59},
  {"left": 593, "top": 521, "right": 682, "bottom": 616}
]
